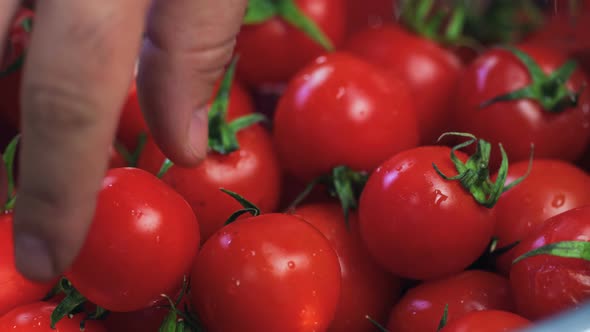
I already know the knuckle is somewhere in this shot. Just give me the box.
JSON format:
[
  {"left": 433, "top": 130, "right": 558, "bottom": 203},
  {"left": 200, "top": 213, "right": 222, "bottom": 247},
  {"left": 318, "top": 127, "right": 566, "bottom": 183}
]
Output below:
[{"left": 22, "top": 81, "right": 100, "bottom": 138}]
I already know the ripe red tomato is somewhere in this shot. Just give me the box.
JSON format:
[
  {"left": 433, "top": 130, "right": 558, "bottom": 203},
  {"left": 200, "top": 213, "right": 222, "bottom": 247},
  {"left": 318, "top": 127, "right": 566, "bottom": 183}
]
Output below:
[
  {"left": 292, "top": 203, "right": 401, "bottom": 331},
  {"left": 359, "top": 146, "right": 495, "bottom": 280},
  {"left": 273, "top": 52, "right": 419, "bottom": 182},
  {"left": 235, "top": 0, "right": 346, "bottom": 87},
  {"left": 510, "top": 205, "right": 590, "bottom": 320},
  {"left": 191, "top": 213, "right": 341, "bottom": 332},
  {"left": 344, "top": 23, "right": 462, "bottom": 145},
  {"left": 108, "top": 146, "right": 126, "bottom": 168},
  {"left": 0, "top": 302, "right": 106, "bottom": 331},
  {"left": 439, "top": 310, "right": 531, "bottom": 332},
  {"left": 345, "top": 0, "right": 396, "bottom": 35},
  {"left": 387, "top": 270, "right": 514, "bottom": 332},
  {"left": 452, "top": 45, "right": 590, "bottom": 166},
  {"left": 0, "top": 213, "right": 55, "bottom": 316},
  {"left": 493, "top": 159, "right": 590, "bottom": 275},
  {"left": 116, "top": 82, "right": 148, "bottom": 151},
  {"left": 0, "top": 8, "right": 33, "bottom": 130},
  {"left": 65, "top": 168, "right": 200, "bottom": 312}
]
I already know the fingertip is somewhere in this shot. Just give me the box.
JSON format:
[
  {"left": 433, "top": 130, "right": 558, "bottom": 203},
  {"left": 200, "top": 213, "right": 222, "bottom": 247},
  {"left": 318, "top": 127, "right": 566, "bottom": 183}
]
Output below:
[{"left": 13, "top": 229, "right": 57, "bottom": 282}]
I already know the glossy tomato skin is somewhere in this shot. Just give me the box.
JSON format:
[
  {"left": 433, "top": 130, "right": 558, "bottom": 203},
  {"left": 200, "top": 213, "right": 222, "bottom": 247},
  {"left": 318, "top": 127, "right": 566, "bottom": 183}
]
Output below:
[
  {"left": 387, "top": 270, "right": 514, "bottom": 332},
  {"left": 65, "top": 168, "right": 200, "bottom": 312},
  {"left": 493, "top": 160, "right": 590, "bottom": 275},
  {"left": 359, "top": 146, "right": 495, "bottom": 280},
  {"left": 0, "top": 302, "right": 106, "bottom": 331},
  {"left": 344, "top": 24, "right": 462, "bottom": 145},
  {"left": 345, "top": 0, "right": 395, "bottom": 35},
  {"left": 452, "top": 45, "right": 590, "bottom": 166},
  {"left": 0, "top": 214, "right": 55, "bottom": 316},
  {"left": 235, "top": 0, "right": 346, "bottom": 87},
  {"left": 274, "top": 52, "right": 419, "bottom": 182},
  {"left": 439, "top": 310, "right": 530, "bottom": 332},
  {"left": 292, "top": 203, "right": 401, "bottom": 331},
  {"left": 116, "top": 82, "right": 148, "bottom": 150},
  {"left": 103, "top": 304, "right": 169, "bottom": 332},
  {"left": 510, "top": 206, "right": 590, "bottom": 320},
  {"left": 191, "top": 213, "right": 341, "bottom": 332},
  {"left": 0, "top": 8, "right": 33, "bottom": 129}
]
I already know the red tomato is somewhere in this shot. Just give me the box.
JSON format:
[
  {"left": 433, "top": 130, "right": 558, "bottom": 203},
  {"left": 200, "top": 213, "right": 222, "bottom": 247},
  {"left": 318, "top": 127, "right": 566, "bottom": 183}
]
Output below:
[
  {"left": 273, "top": 52, "right": 419, "bottom": 182},
  {"left": 0, "top": 302, "right": 106, "bottom": 331},
  {"left": 0, "top": 8, "right": 33, "bottom": 129},
  {"left": 65, "top": 168, "right": 200, "bottom": 312},
  {"left": 138, "top": 124, "right": 281, "bottom": 243},
  {"left": 103, "top": 304, "right": 169, "bottom": 332},
  {"left": 0, "top": 214, "right": 55, "bottom": 316},
  {"left": 359, "top": 146, "right": 495, "bottom": 280},
  {"left": 345, "top": 0, "right": 395, "bottom": 35},
  {"left": 510, "top": 205, "right": 590, "bottom": 320},
  {"left": 116, "top": 82, "right": 148, "bottom": 151},
  {"left": 387, "top": 270, "right": 514, "bottom": 332},
  {"left": 191, "top": 213, "right": 341, "bottom": 332},
  {"left": 108, "top": 146, "right": 126, "bottom": 168},
  {"left": 235, "top": 0, "right": 346, "bottom": 87},
  {"left": 439, "top": 310, "right": 531, "bottom": 332},
  {"left": 493, "top": 159, "right": 590, "bottom": 275},
  {"left": 452, "top": 45, "right": 590, "bottom": 166},
  {"left": 292, "top": 203, "right": 402, "bottom": 331},
  {"left": 344, "top": 23, "right": 462, "bottom": 145}
]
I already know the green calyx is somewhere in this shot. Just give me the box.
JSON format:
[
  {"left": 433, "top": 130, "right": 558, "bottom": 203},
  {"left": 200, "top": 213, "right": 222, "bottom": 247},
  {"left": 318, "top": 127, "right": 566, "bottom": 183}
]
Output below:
[
  {"left": 437, "top": 304, "right": 449, "bottom": 331},
  {"left": 433, "top": 132, "right": 533, "bottom": 209},
  {"left": 114, "top": 132, "right": 147, "bottom": 168},
  {"left": 158, "top": 278, "right": 204, "bottom": 332},
  {"left": 221, "top": 188, "right": 261, "bottom": 225},
  {"left": 49, "top": 278, "right": 107, "bottom": 329},
  {"left": 366, "top": 315, "right": 390, "bottom": 332},
  {"left": 2, "top": 135, "right": 19, "bottom": 212},
  {"left": 513, "top": 241, "right": 590, "bottom": 265},
  {"left": 398, "top": 0, "right": 481, "bottom": 49},
  {"left": 208, "top": 56, "right": 266, "bottom": 155},
  {"left": 481, "top": 47, "right": 583, "bottom": 113},
  {"left": 243, "top": 0, "right": 334, "bottom": 51},
  {"left": 289, "top": 166, "right": 368, "bottom": 227}
]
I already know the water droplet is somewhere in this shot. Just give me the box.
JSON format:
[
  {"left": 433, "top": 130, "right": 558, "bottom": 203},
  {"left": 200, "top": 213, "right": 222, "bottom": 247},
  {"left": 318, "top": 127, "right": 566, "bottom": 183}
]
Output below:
[
  {"left": 433, "top": 189, "right": 448, "bottom": 206},
  {"left": 235, "top": 280, "right": 241, "bottom": 287},
  {"left": 336, "top": 87, "right": 346, "bottom": 99},
  {"left": 288, "top": 261, "right": 296, "bottom": 269},
  {"left": 250, "top": 250, "right": 256, "bottom": 256},
  {"left": 552, "top": 194, "right": 566, "bottom": 208}
]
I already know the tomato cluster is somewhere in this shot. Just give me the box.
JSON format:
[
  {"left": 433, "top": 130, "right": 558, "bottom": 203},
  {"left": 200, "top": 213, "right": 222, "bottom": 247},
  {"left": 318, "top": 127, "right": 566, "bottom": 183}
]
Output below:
[{"left": 0, "top": 1, "right": 590, "bottom": 331}]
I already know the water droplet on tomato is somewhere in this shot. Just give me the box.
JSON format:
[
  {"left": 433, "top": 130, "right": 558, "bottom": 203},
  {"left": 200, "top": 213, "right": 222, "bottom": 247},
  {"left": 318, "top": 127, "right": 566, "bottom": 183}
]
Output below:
[
  {"left": 288, "top": 261, "right": 296, "bottom": 269},
  {"left": 552, "top": 194, "right": 566, "bottom": 208},
  {"left": 235, "top": 279, "right": 241, "bottom": 287},
  {"left": 433, "top": 189, "right": 448, "bottom": 206}
]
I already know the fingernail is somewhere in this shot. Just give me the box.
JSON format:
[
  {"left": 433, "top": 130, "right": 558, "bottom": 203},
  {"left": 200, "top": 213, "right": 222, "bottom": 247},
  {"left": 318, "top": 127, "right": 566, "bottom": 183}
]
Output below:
[{"left": 14, "top": 232, "right": 56, "bottom": 282}]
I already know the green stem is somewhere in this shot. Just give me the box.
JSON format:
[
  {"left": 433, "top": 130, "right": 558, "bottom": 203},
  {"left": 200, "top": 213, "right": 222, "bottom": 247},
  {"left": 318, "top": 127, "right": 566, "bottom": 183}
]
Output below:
[
  {"left": 157, "top": 159, "right": 174, "bottom": 179},
  {"left": 513, "top": 241, "right": 590, "bottom": 264},
  {"left": 437, "top": 304, "right": 449, "bottom": 331},
  {"left": 220, "top": 188, "right": 261, "bottom": 225},
  {"left": 366, "top": 315, "right": 391, "bottom": 332},
  {"left": 2, "top": 135, "right": 19, "bottom": 211}
]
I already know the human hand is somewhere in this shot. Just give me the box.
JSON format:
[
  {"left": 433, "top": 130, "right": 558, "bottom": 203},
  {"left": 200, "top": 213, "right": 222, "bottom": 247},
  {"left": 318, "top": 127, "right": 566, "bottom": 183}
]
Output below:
[{"left": 0, "top": 0, "right": 247, "bottom": 282}]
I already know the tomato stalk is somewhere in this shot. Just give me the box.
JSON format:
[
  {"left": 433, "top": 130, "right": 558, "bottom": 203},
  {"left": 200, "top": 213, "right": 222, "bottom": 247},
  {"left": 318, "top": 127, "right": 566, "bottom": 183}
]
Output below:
[
  {"left": 437, "top": 304, "right": 449, "bottom": 331},
  {"left": 114, "top": 132, "right": 147, "bottom": 167},
  {"left": 480, "top": 47, "right": 583, "bottom": 113},
  {"left": 433, "top": 132, "right": 533, "bottom": 208},
  {"left": 157, "top": 57, "right": 266, "bottom": 179},
  {"left": 2, "top": 135, "right": 19, "bottom": 212},
  {"left": 513, "top": 240, "right": 590, "bottom": 264},
  {"left": 220, "top": 188, "right": 261, "bottom": 225},
  {"left": 365, "top": 315, "right": 390, "bottom": 332},
  {"left": 243, "top": 0, "right": 334, "bottom": 51},
  {"left": 289, "top": 166, "right": 368, "bottom": 226}
]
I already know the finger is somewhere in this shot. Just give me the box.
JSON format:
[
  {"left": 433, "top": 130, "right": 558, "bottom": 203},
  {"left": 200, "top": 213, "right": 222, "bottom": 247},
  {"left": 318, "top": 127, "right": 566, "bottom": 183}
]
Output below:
[
  {"left": 14, "top": 0, "right": 150, "bottom": 281},
  {"left": 0, "top": 0, "right": 20, "bottom": 52},
  {"left": 137, "top": 0, "right": 248, "bottom": 166}
]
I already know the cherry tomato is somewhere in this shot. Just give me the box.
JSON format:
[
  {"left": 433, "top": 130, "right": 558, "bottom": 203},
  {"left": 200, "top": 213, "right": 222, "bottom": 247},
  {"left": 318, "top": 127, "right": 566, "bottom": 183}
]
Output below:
[
  {"left": 65, "top": 168, "right": 200, "bottom": 312},
  {"left": 103, "top": 304, "right": 169, "bottom": 332},
  {"left": 273, "top": 52, "right": 419, "bottom": 182},
  {"left": 452, "top": 45, "right": 590, "bottom": 166},
  {"left": 439, "top": 310, "right": 530, "bottom": 332},
  {"left": 344, "top": 23, "right": 462, "bottom": 145},
  {"left": 191, "top": 213, "right": 341, "bottom": 332},
  {"left": 235, "top": 0, "right": 346, "bottom": 87},
  {"left": 116, "top": 82, "right": 148, "bottom": 151},
  {"left": 345, "top": 0, "right": 396, "bottom": 35},
  {"left": 387, "top": 270, "right": 514, "bottom": 332},
  {"left": 0, "top": 302, "right": 106, "bottom": 331},
  {"left": 510, "top": 205, "right": 590, "bottom": 320},
  {"left": 292, "top": 203, "right": 401, "bottom": 331},
  {"left": 493, "top": 159, "right": 590, "bottom": 275},
  {"left": 0, "top": 8, "right": 33, "bottom": 129},
  {"left": 0, "top": 214, "right": 55, "bottom": 316},
  {"left": 359, "top": 146, "right": 495, "bottom": 280}
]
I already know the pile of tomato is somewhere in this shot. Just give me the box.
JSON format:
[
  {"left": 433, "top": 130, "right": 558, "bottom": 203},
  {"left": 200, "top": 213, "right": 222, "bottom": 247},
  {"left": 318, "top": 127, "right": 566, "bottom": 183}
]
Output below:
[{"left": 1, "top": 0, "right": 590, "bottom": 331}]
